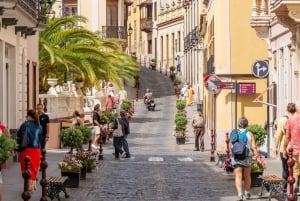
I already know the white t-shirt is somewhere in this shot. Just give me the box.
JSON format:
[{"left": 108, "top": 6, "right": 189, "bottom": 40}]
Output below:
[{"left": 119, "top": 90, "right": 127, "bottom": 100}]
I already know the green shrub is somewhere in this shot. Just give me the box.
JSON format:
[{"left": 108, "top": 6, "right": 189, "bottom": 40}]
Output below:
[
  {"left": 174, "top": 78, "right": 181, "bottom": 86},
  {"left": 174, "top": 113, "right": 188, "bottom": 131},
  {"left": 0, "top": 135, "right": 17, "bottom": 165},
  {"left": 176, "top": 99, "right": 186, "bottom": 110},
  {"left": 75, "top": 126, "right": 92, "bottom": 144},
  {"left": 120, "top": 100, "right": 132, "bottom": 111},
  {"left": 60, "top": 127, "right": 84, "bottom": 148},
  {"left": 170, "top": 66, "right": 176, "bottom": 72},
  {"left": 247, "top": 124, "right": 267, "bottom": 147}
]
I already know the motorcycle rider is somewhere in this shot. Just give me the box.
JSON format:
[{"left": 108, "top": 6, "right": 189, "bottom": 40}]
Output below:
[{"left": 144, "top": 88, "right": 153, "bottom": 104}]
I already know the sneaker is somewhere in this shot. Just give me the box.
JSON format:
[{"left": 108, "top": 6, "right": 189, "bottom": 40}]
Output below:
[
  {"left": 121, "top": 152, "right": 126, "bottom": 158},
  {"left": 237, "top": 195, "right": 243, "bottom": 201},
  {"left": 245, "top": 192, "right": 251, "bottom": 200},
  {"left": 91, "top": 144, "right": 97, "bottom": 149}
]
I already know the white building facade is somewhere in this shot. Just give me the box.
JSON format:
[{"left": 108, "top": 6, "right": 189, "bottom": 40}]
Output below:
[{"left": 0, "top": 0, "right": 43, "bottom": 129}]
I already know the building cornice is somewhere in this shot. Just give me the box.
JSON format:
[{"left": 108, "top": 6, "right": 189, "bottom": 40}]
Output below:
[{"left": 157, "top": 16, "right": 184, "bottom": 28}]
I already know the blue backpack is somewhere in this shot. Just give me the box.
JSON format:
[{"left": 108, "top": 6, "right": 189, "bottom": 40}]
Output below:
[{"left": 230, "top": 129, "right": 249, "bottom": 160}]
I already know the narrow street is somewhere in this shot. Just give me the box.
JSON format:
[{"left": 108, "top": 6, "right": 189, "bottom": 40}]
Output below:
[
  {"left": 65, "top": 67, "right": 239, "bottom": 201},
  {"left": 2, "top": 67, "right": 275, "bottom": 201}
]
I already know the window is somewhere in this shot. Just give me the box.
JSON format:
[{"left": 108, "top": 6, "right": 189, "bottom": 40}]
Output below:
[
  {"left": 148, "top": 40, "right": 152, "bottom": 54},
  {"left": 106, "top": 0, "right": 118, "bottom": 26},
  {"left": 154, "top": 2, "right": 157, "bottom": 21}
]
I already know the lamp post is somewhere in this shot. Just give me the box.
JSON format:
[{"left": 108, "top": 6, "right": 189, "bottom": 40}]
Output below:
[{"left": 128, "top": 24, "right": 133, "bottom": 55}]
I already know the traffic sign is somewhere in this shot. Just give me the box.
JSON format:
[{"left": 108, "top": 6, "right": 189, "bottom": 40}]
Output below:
[
  {"left": 252, "top": 60, "right": 269, "bottom": 78},
  {"left": 218, "top": 82, "right": 235, "bottom": 89},
  {"left": 238, "top": 82, "right": 256, "bottom": 94},
  {"left": 204, "top": 74, "right": 221, "bottom": 94}
]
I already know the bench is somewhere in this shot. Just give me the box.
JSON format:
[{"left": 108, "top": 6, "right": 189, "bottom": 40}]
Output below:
[
  {"left": 216, "top": 151, "right": 227, "bottom": 168},
  {"left": 47, "top": 176, "right": 70, "bottom": 201},
  {"left": 258, "top": 175, "right": 287, "bottom": 201}
]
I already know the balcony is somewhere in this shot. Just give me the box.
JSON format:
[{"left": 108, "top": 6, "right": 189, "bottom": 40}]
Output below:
[
  {"left": 140, "top": 17, "right": 153, "bottom": 32},
  {"left": 250, "top": 0, "right": 271, "bottom": 39},
  {"left": 0, "top": 0, "right": 50, "bottom": 32},
  {"left": 102, "top": 26, "right": 127, "bottom": 40},
  {"left": 0, "top": 0, "right": 38, "bottom": 26},
  {"left": 271, "top": 0, "right": 300, "bottom": 27}
]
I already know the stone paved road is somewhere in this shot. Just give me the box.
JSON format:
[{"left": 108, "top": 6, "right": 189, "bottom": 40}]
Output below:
[{"left": 1, "top": 67, "right": 278, "bottom": 201}]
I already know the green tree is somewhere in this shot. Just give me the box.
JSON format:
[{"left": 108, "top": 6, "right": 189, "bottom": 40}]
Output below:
[{"left": 39, "top": 16, "right": 139, "bottom": 92}]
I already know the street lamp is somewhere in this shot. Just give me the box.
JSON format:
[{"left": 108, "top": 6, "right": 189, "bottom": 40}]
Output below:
[{"left": 128, "top": 25, "right": 133, "bottom": 55}]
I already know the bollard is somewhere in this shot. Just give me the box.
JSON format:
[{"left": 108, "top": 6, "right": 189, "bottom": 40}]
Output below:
[
  {"left": 225, "top": 132, "right": 230, "bottom": 159},
  {"left": 224, "top": 132, "right": 232, "bottom": 174},
  {"left": 136, "top": 89, "right": 139, "bottom": 101},
  {"left": 22, "top": 156, "right": 31, "bottom": 201},
  {"left": 40, "top": 149, "right": 48, "bottom": 201},
  {"left": 88, "top": 139, "right": 92, "bottom": 152},
  {"left": 210, "top": 129, "right": 215, "bottom": 162},
  {"left": 98, "top": 136, "right": 103, "bottom": 160},
  {"left": 132, "top": 99, "right": 135, "bottom": 114},
  {"left": 287, "top": 147, "right": 295, "bottom": 201}
]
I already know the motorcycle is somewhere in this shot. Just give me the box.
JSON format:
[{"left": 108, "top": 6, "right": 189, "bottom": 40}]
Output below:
[{"left": 146, "top": 98, "right": 156, "bottom": 111}]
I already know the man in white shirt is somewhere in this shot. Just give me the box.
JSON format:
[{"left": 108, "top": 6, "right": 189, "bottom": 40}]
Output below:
[{"left": 119, "top": 89, "right": 128, "bottom": 103}]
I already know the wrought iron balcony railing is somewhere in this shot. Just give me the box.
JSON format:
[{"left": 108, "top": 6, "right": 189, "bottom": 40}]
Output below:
[
  {"left": 140, "top": 17, "right": 153, "bottom": 32},
  {"left": 102, "top": 26, "right": 127, "bottom": 40}
]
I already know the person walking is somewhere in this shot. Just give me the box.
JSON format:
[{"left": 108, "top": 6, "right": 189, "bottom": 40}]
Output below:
[
  {"left": 92, "top": 104, "right": 102, "bottom": 149},
  {"left": 283, "top": 100, "right": 300, "bottom": 192},
  {"left": 120, "top": 110, "right": 131, "bottom": 158},
  {"left": 36, "top": 103, "right": 50, "bottom": 150},
  {"left": 274, "top": 102, "right": 296, "bottom": 191},
  {"left": 105, "top": 95, "right": 114, "bottom": 112},
  {"left": 118, "top": 88, "right": 128, "bottom": 104},
  {"left": 231, "top": 117, "right": 259, "bottom": 201},
  {"left": 191, "top": 108, "right": 205, "bottom": 151},
  {"left": 112, "top": 113, "right": 126, "bottom": 159},
  {"left": 186, "top": 84, "right": 194, "bottom": 106},
  {"left": 17, "top": 109, "right": 43, "bottom": 193}
]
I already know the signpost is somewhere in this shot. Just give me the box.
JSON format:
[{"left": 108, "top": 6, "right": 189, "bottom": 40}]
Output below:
[
  {"left": 252, "top": 60, "right": 269, "bottom": 78},
  {"left": 238, "top": 82, "right": 256, "bottom": 94}
]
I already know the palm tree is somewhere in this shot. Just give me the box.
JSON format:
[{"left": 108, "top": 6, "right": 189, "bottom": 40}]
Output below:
[{"left": 39, "top": 15, "right": 139, "bottom": 92}]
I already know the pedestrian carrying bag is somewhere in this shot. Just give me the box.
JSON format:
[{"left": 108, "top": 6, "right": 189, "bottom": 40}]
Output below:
[
  {"left": 112, "top": 119, "right": 123, "bottom": 137},
  {"left": 16, "top": 128, "right": 28, "bottom": 152},
  {"left": 230, "top": 129, "right": 249, "bottom": 160}
]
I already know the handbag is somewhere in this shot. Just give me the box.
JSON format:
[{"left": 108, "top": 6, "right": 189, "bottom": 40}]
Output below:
[
  {"left": 112, "top": 119, "right": 123, "bottom": 137},
  {"left": 17, "top": 128, "right": 28, "bottom": 151}
]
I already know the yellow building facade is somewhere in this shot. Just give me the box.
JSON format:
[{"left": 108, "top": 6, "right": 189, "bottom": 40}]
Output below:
[{"left": 200, "top": 0, "right": 268, "bottom": 151}]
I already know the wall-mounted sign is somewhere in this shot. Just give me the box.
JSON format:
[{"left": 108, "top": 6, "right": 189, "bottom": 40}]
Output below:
[
  {"left": 218, "top": 82, "right": 235, "bottom": 89},
  {"left": 252, "top": 60, "right": 269, "bottom": 78},
  {"left": 204, "top": 74, "right": 222, "bottom": 94},
  {"left": 238, "top": 83, "right": 256, "bottom": 94}
]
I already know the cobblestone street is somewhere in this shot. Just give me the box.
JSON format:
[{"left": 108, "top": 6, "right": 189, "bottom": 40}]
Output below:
[{"left": 1, "top": 67, "right": 281, "bottom": 201}]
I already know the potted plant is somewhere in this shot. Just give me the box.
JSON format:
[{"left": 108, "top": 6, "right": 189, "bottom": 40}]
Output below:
[
  {"left": 150, "top": 58, "right": 156, "bottom": 70},
  {"left": 247, "top": 124, "right": 267, "bottom": 147},
  {"left": 59, "top": 127, "right": 84, "bottom": 149},
  {"left": 0, "top": 134, "right": 17, "bottom": 167},
  {"left": 174, "top": 112, "right": 188, "bottom": 144},
  {"left": 75, "top": 126, "right": 92, "bottom": 145},
  {"left": 176, "top": 99, "right": 186, "bottom": 111},
  {"left": 247, "top": 124, "right": 267, "bottom": 187},
  {"left": 120, "top": 100, "right": 133, "bottom": 118},
  {"left": 174, "top": 78, "right": 182, "bottom": 86},
  {"left": 174, "top": 78, "right": 181, "bottom": 99},
  {"left": 58, "top": 154, "right": 82, "bottom": 187},
  {"left": 169, "top": 66, "right": 176, "bottom": 81}
]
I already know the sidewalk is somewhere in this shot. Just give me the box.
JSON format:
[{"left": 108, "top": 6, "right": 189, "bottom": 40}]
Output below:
[{"left": 183, "top": 101, "right": 284, "bottom": 200}]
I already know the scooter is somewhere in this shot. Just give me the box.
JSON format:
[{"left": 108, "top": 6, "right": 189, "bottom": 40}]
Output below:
[{"left": 146, "top": 99, "right": 156, "bottom": 111}]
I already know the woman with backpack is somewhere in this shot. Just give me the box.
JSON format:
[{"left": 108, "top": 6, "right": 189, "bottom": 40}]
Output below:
[{"left": 230, "top": 117, "right": 259, "bottom": 201}]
